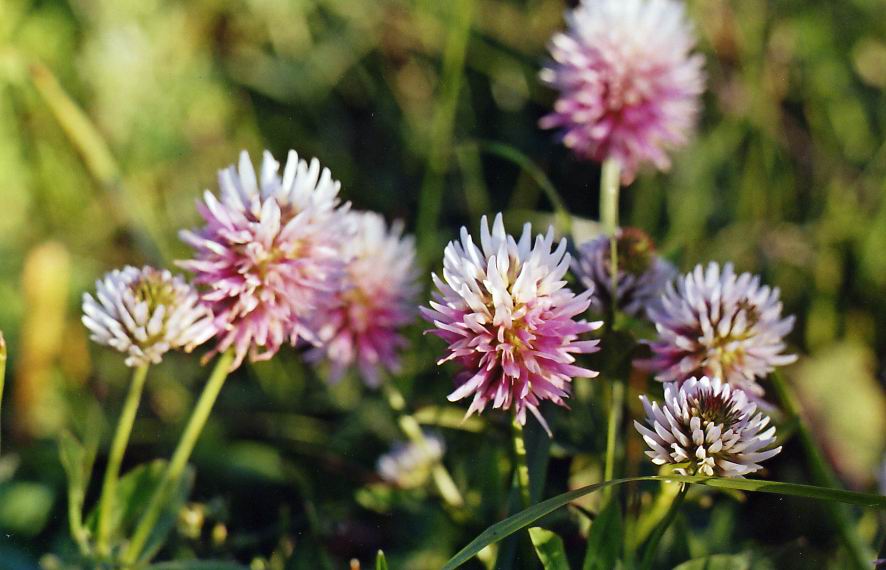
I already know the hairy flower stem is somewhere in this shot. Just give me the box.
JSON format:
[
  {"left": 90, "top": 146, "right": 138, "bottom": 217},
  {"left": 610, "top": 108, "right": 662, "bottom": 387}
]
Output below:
[
  {"left": 600, "top": 158, "right": 623, "bottom": 502},
  {"left": 640, "top": 483, "right": 687, "bottom": 570},
  {"left": 122, "top": 349, "right": 235, "bottom": 564},
  {"left": 95, "top": 363, "right": 149, "bottom": 556},
  {"left": 382, "top": 382, "right": 464, "bottom": 508},
  {"left": 511, "top": 417, "right": 531, "bottom": 510},
  {"left": 770, "top": 372, "right": 872, "bottom": 570}
]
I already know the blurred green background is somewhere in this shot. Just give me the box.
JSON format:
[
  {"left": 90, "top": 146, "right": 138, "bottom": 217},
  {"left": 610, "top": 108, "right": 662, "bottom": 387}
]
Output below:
[{"left": 0, "top": 0, "right": 884, "bottom": 568}]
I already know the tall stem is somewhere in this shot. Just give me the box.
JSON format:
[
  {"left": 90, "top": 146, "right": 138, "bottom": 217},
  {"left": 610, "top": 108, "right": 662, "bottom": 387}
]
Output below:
[
  {"left": 122, "top": 349, "right": 235, "bottom": 564},
  {"left": 640, "top": 483, "right": 687, "bottom": 570},
  {"left": 382, "top": 382, "right": 464, "bottom": 508},
  {"left": 511, "top": 416, "right": 531, "bottom": 510},
  {"left": 95, "top": 363, "right": 150, "bottom": 556},
  {"left": 600, "top": 158, "right": 622, "bottom": 502},
  {"left": 770, "top": 372, "right": 872, "bottom": 570}
]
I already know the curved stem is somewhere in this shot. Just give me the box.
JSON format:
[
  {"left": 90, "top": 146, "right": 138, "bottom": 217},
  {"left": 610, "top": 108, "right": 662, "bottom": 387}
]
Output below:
[
  {"left": 382, "top": 382, "right": 464, "bottom": 508},
  {"left": 511, "top": 416, "right": 531, "bottom": 510},
  {"left": 122, "top": 349, "right": 235, "bottom": 564},
  {"left": 95, "top": 363, "right": 150, "bottom": 556},
  {"left": 640, "top": 483, "right": 687, "bottom": 570}
]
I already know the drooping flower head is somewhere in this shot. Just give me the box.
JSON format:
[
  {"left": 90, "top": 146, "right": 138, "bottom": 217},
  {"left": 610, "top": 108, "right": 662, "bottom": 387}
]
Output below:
[
  {"left": 540, "top": 0, "right": 705, "bottom": 182},
  {"left": 377, "top": 432, "right": 445, "bottom": 489},
  {"left": 573, "top": 227, "right": 675, "bottom": 318},
  {"left": 634, "top": 376, "right": 781, "bottom": 477},
  {"left": 179, "top": 150, "right": 350, "bottom": 370},
  {"left": 82, "top": 266, "right": 216, "bottom": 367},
  {"left": 307, "top": 211, "right": 419, "bottom": 387},
  {"left": 422, "top": 213, "right": 602, "bottom": 433},
  {"left": 644, "top": 263, "right": 796, "bottom": 395}
]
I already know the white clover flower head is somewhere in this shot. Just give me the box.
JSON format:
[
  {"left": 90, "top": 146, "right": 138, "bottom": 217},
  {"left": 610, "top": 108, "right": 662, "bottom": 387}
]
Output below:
[
  {"left": 307, "top": 211, "right": 419, "bottom": 387},
  {"left": 376, "top": 432, "right": 446, "bottom": 489},
  {"left": 634, "top": 376, "right": 782, "bottom": 477},
  {"left": 422, "top": 213, "right": 602, "bottom": 434},
  {"left": 82, "top": 266, "right": 216, "bottom": 367},
  {"left": 644, "top": 262, "right": 797, "bottom": 395},
  {"left": 540, "top": 0, "right": 705, "bottom": 182},
  {"left": 179, "top": 150, "right": 351, "bottom": 370},
  {"left": 573, "top": 227, "right": 676, "bottom": 318}
]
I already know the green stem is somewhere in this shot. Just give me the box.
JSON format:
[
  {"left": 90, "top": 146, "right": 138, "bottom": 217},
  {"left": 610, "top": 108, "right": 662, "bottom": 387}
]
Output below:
[
  {"left": 122, "top": 349, "right": 235, "bottom": 564},
  {"left": 95, "top": 363, "right": 150, "bottom": 557},
  {"left": 0, "top": 332, "right": 6, "bottom": 457},
  {"left": 770, "top": 371, "right": 872, "bottom": 570},
  {"left": 640, "top": 483, "right": 687, "bottom": 570},
  {"left": 511, "top": 417, "right": 531, "bottom": 510},
  {"left": 382, "top": 382, "right": 464, "bottom": 508},
  {"left": 600, "top": 158, "right": 623, "bottom": 503}
]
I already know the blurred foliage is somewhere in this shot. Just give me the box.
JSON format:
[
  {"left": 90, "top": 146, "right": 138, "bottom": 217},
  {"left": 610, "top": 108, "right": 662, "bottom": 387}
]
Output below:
[{"left": 0, "top": 0, "right": 883, "bottom": 567}]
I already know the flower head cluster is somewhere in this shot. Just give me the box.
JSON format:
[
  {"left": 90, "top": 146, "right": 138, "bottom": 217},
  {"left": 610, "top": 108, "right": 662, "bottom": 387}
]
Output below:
[
  {"left": 179, "top": 150, "right": 350, "bottom": 370},
  {"left": 377, "top": 433, "right": 446, "bottom": 489},
  {"left": 422, "top": 213, "right": 602, "bottom": 432},
  {"left": 644, "top": 262, "right": 796, "bottom": 395},
  {"left": 635, "top": 376, "right": 781, "bottom": 477},
  {"left": 540, "top": 0, "right": 705, "bottom": 182},
  {"left": 573, "top": 227, "right": 675, "bottom": 318},
  {"left": 82, "top": 266, "right": 216, "bottom": 367},
  {"left": 307, "top": 211, "right": 419, "bottom": 387}
]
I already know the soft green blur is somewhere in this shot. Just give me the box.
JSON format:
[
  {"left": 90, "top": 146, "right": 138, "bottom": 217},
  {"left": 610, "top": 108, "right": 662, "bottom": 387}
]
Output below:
[{"left": 0, "top": 0, "right": 883, "bottom": 567}]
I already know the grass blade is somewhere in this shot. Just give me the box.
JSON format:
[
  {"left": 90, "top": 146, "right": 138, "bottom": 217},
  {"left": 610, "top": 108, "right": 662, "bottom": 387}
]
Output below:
[{"left": 443, "top": 475, "right": 886, "bottom": 569}]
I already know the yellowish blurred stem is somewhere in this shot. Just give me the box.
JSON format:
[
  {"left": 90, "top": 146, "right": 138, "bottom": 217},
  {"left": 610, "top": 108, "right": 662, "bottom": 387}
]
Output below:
[
  {"left": 511, "top": 416, "right": 531, "bottom": 510},
  {"left": 770, "top": 371, "right": 872, "bottom": 570},
  {"left": 600, "top": 158, "right": 622, "bottom": 504},
  {"left": 122, "top": 349, "right": 235, "bottom": 564},
  {"left": 95, "top": 363, "right": 149, "bottom": 557},
  {"left": 0, "top": 332, "right": 6, "bottom": 457},
  {"left": 382, "top": 382, "right": 464, "bottom": 508}
]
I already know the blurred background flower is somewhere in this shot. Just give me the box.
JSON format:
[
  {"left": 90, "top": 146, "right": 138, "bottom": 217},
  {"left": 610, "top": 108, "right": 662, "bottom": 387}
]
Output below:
[
  {"left": 572, "top": 226, "right": 676, "bottom": 318},
  {"left": 539, "top": 0, "right": 705, "bottom": 181},
  {"left": 376, "top": 431, "right": 445, "bottom": 490},
  {"left": 307, "top": 211, "right": 419, "bottom": 387}
]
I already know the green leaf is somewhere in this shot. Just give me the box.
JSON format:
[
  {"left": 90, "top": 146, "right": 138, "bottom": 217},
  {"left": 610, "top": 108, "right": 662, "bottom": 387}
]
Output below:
[
  {"left": 529, "top": 527, "right": 570, "bottom": 570},
  {"left": 58, "top": 430, "right": 96, "bottom": 549},
  {"left": 441, "top": 476, "right": 886, "bottom": 569},
  {"left": 583, "top": 499, "right": 622, "bottom": 570},
  {"left": 147, "top": 562, "right": 248, "bottom": 570},
  {"left": 672, "top": 553, "right": 752, "bottom": 570},
  {"left": 85, "top": 459, "right": 195, "bottom": 558},
  {"left": 376, "top": 549, "right": 389, "bottom": 570}
]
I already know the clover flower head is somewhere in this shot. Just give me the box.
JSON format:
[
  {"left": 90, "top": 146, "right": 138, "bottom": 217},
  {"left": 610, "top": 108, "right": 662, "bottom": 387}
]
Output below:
[
  {"left": 644, "top": 262, "right": 797, "bottom": 395},
  {"left": 377, "top": 432, "right": 446, "bottom": 489},
  {"left": 179, "top": 149, "right": 351, "bottom": 370},
  {"left": 307, "top": 211, "right": 419, "bottom": 387},
  {"left": 573, "top": 227, "right": 675, "bottom": 317},
  {"left": 422, "top": 213, "right": 602, "bottom": 433},
  {"left": 540, "top": 0, "right": 705, "bottom": 182},
  {"left": 82, "top": 266, "right": 216, "bottom": 367},
  {"left": 635, "top": 376, "right": 782, "bottom": 477}
]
